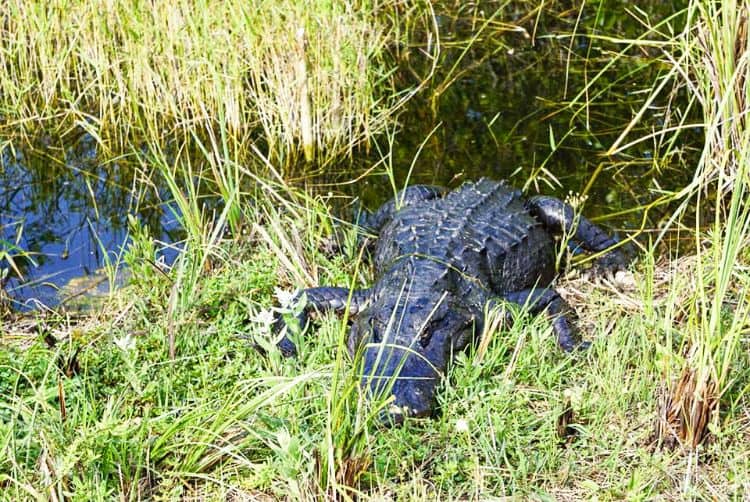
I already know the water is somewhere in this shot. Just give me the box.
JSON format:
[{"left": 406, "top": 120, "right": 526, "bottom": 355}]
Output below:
[
  {"left": 346, "top": 2, "right": 695, "bottom": 225},
  {"left": 0, "top": 137, "right": 182, "bottom": 310},
  {"left": 0, "top": 2, "right": 695, "bottom": 310}
]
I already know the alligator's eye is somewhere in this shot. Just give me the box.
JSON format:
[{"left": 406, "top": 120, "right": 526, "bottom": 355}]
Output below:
[
  {"left": 419, "top": 319, "right": 439, "bottom": 348},
  {"left": 368, "top": 318, "right": 381, "bottom": 343}
]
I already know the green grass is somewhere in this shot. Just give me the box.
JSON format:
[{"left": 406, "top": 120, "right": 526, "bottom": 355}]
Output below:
[
  {"left": 0, "top": 0, "right": 435, "bottom": 169},
  {"left": 604, "top": 0, "right": 750, "bottom": 449},
  {"left": 2, "top": 183, "right": 750, "bottom": 499}
]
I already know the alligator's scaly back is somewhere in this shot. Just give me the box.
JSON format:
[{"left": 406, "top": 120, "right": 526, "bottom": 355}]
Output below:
[{"left": 373, "top": 179, "right": 556, "bottom": 294}]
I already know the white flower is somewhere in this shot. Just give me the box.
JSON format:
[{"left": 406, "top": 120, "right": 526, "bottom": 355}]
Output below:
[
  {"left": 275, "top": 288, "right": 298, "bottom": 310},
  {"left": 251, "top": 308, "right": 276, "bottom": 334},
  {"left": 114, "top": 334, "right": 136, "bottom": 352},
  {"left": 455, "top": 418, "right": 469, "bottom": 433}
]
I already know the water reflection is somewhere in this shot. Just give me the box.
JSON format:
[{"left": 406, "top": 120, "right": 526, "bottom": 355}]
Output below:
[
  {"left": 342, "top": 1, "right": 696, "bottom": 229},
  {"left": 0, "top": 136, "right": 181, "bottom": 310}
]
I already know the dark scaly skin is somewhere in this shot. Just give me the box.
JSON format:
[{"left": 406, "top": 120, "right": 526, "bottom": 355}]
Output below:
[
  {"left": 272, "top": 179, "right": 627, "bottom": 423},
  {"left": 357, "top": 185, "right": 446, "bottom": 235}
]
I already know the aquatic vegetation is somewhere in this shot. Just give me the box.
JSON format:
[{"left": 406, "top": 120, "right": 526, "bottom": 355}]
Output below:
[{"left": 0, "top": 0, "right": 434, "bottom": 168}]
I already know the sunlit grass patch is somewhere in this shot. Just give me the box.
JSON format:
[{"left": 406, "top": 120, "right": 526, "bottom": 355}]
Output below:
[
  {"left": 633, "top": 0, "right": 750, "bottom": 450},
  {"left": 3, "top": 199, "right": 750, "bottom": 499},
  {"left": 552, "top": 0, "right": 750, "bottom": 457},
  {"left": 5, "top": 0, "right": 750, "bottom": 499},
  {"left": 0, "top": 0, "right": 433, "bottom": 167}
]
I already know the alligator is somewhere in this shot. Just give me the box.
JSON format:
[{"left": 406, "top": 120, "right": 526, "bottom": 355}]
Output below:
[{"left": 272, "top": 178, "right": 627, "bottom": 423}]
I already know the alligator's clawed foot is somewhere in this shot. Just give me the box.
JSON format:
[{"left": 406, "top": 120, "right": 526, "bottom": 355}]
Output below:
[
  {"left": 588, "top": 250, "right": 638, "bottom": 293},
  {"left": 237, "top": 325, "right": 298, "bottom": 358},
  {"left": 592, "top": 250, "right": 628, "bottom": 277}
]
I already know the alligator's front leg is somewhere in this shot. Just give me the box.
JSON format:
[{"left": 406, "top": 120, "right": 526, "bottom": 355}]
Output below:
[
  {"left": 498, "top": 287, "right": 586, "bottom": 352},
  {"left": 274, "top": 287, "right": 369, "bottom": 357},
  {"left": 526, "top": 196, "right": 627, "bottom": 272},
  {"left": 358, "top": 185, "right": 446, "bottom": 234}
]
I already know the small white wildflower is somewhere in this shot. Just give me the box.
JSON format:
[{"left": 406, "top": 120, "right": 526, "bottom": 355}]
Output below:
[
  {"left": 564, "top": 192, "right": 588, "bottom": 209},
  {"left": 251, "top": 308, "right": 276, "bottom": 334},
  {"left": 455, "top": 418, "right": 469, "bottom": 433},
  {"left": 114, "top": 334, "right": 136, "bottom": 352},
  {"left": 275, "top": 287, "right": 298, "bottom": 310}
]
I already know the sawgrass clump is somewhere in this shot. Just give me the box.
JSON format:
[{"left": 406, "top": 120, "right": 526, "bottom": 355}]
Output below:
[{"left": 0, "top": 0, "right": 434, "bottom": 168}]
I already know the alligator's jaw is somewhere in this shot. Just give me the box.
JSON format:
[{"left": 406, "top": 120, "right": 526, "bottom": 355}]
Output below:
[
  {"left": 367, "top": 372, "right": 440, "bottom": 425},
  {"left": 359, "top": 336, "right": 448, "bottom": 424},
  {"left": 380, "top": 398, "right": 434, "bottom": 426}
]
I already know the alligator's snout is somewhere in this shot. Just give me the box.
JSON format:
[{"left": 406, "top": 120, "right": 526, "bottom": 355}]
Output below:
[
  {"left": 350, "top": 296, "right": 474, "bottom": 425},
  {"left": 361, "top": 344, "right": 443, "bottom": 425},
  {"left": 380, "top": 379, "right": 438, "bottom": 425}
]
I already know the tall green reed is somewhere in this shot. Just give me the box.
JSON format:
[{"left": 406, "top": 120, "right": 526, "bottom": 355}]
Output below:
[
  {"left": 650, "top": 0, "right": 750, "bottom": 448},
  {"left": 0, "top": 0, "right": 436, "bottom": 169},
  {"left": 548, "top": 0, "right": 750, "bottom": 450}
]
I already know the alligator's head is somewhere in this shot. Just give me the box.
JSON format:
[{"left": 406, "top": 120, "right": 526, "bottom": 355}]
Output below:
[{"left": 348, "top": 292, "right": 475, "bottom": 424}]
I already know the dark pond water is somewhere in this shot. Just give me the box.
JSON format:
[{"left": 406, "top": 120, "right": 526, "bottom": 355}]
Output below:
[
  {"left": 0, "top": 1, "right": 695, "bottom": 311},
  {"left": 344, "top": 1, "right": 696, "bottom": 224},
  {"left": 0, "top": 138, "right": 182, "bottom": 311}
]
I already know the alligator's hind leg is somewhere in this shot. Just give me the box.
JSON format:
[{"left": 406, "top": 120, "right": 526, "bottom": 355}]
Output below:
[
  {"left": 273, "top": 287, "right": 369, "bottom": 357},
  {"left": 499, "top": 288, "right": 586, "bottom": 352},
  {"left": 357, "top": 185, "right": 446, "bottom": 234},
  {"left": 525, "top": 196, "right": 627, "bottom": 273}
]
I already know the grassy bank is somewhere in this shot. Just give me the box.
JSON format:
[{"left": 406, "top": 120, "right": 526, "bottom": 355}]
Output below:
[
  {"left": 2, "top": 189, "right": 750, "bottom": 499},
  {"left": 3, "top": 0, "right": 750, "bottom": 500}
]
